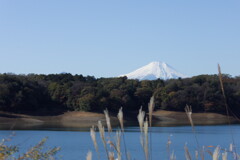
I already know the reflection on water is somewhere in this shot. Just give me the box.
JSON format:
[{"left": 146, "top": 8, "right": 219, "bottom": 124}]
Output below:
[
  {"left": 1, "top": 120, "right": 237, "bottom": 131},
  {"left": 0, "top": 125, "right": 240, "bottom": 160}
]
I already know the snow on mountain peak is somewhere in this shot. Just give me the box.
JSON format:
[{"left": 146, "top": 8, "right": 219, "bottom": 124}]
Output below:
[{"left": 120, "top": 61, "right": 187, "bottom": 80}]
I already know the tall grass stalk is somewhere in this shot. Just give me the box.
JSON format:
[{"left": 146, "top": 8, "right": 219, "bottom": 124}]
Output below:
[
  {"left": 98, "top": 120, "right": 109, "bottom": 160},
  {"left": 230, "top": 143, "right": 233, "bottom": 152},
  {"left": 104, "top": 109, "right": 112, "bottom": 133},
  {"left": 218, "top": 64, "right": 238, "bottom": 159},
  {"left": 170, "top": 151, "right": 176, "bottom": 160},
  {"left": 138, "top": 106, "right": 147, "bottom": 160},
  {"left": 109, "top": 152, "right": 115, "bottom": 160},
  {"left": 185, "top": 105, "right": 208, "bottom": 160},
  {"left": 139, "top": 118, "right": 149, "bottom": 160},
  {"left": 184, "top": 144, "right": 192, "bottom": 160},
  {"left": 148, "top": 96, "right": 155, "bottom": 160},
  {"left": 213, "top": 146, "right": 220, "bottom": 160},
  {"left": 167, "top": 136, "right": 172, "bottom": 160},
  {"left": 116, "top": 130, "right": 122, "bottom": 160},
  {"left": 140, "top": 134, "right": 145, "bottom": 159},
  {"left": 200, "top": 146, "right": 205, "bottom": 160},
  {"left": 90, "top": 126, "right": 100, "bottom": 160},
  {"left": 185, "top": 105, "right": 200, "bottom": 149},
  {"left": 117, "top": 107, "right": 124, "bottom": 132},
  {"left": 195, "top": 150, "right": 199, "bottom": 160},
  {"left": 86, "top": 151, "right": 92, "bottom": 160},
  {"left": 185, "top": 105, "right": 194, "bottom": 128},
  {"left": 117, "top": 107, "right": 129, "bottom": 160},
  {"left": 148, "top": 96, "right": 155, "bottom": 127},
  {"left": 138, "top": 106, "right": 145, "bottom": 133},
  {"left": 107, "top": 137, "right": 122, "bottom": 160},
  {"left": 222, "top": 150, "right": 227, "bottom": 160},
  {"left": 143, "top": 118, "right": 149, "bottom": 160}
]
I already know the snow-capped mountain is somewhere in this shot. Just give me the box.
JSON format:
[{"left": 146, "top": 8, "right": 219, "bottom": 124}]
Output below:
[{"left": 120, "top": 61, "right": 187, "bottom": 80}]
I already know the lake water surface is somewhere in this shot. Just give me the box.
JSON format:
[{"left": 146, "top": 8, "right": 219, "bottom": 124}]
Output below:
[{"left": 0, "top": 125, "right": 240, "bottom": 160}]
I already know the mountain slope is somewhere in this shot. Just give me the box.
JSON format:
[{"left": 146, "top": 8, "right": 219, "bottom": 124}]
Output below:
[{"left": 120, "top": 61, "right": 187, "bottom": 80}]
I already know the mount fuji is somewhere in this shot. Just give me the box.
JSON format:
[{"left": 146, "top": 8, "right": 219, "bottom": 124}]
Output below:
[{"left": 120, "top": 61, "right": 187, "bottom": 80}]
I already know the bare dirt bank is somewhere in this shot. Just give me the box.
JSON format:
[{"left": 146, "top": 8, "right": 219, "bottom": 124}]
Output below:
[
  {"left": 0, "top": 111, "right": 118, "bottom": 130},
  {"left": 0, "top": 110, "right": 238, "bottom": 130},
  {"left": 152, "top": 110, "right": 238, "bottom": 126}
]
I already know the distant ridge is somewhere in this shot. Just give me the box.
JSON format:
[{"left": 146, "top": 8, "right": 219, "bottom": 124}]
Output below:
[{"left": 120, "top": 61, "right": 187, "bottom": 80}]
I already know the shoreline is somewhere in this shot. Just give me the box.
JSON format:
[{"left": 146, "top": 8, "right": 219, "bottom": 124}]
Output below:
[
  {"left": 152, "top": 110, "right": 238, "bottom": 126},
  {"left": 0, "top": 110, "right": 238, "bottom": 130}
]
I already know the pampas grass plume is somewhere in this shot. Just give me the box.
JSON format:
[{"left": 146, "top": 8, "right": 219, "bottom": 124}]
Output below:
[
  {"left": 104, "top": 109, "right": 112, "bottom": 133},
  {"left": 86, "top": 151, "right": 92, "bottom": 160},
  {"left": 98, "top": 121, "right": 105, "bottom": 142},
  {"left": 98, "top": 120, "right": 109, "bottom": 159},
  {"left": 185, "top": 105, "right": 193, "bottom": 127},
  {"left": 90, "top": 126, "right": 100, "bottom": 159},
  {"left": 170, "top": 151, "right": 176, "bottom": 160},
  {"left": 148, "top": 96, "right": 155, "bottom": 127},
  {"left": 138, "top": 106, "right": 145, "bottom": 133},
  {"left": 222, "top": 150, "right": 227, "bottom": 160},
  {"left": 213, "top": 146, "right": 220, "bottom": 160},
  {"left": 90, "top": 126, "right": 98, "bottom": 153},
  {"left": 117, "top": 107, "right": 124, "bottom": 132}
]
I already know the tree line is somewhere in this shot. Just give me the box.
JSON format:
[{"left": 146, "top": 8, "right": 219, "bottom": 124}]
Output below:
[{"left": 0, "top": 73, "right": 239, "bottom": 115}]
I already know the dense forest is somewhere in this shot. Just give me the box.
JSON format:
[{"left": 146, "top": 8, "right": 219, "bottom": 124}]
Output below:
[{"left": 0, "top": 73, "right": 240, "bottom": 115}]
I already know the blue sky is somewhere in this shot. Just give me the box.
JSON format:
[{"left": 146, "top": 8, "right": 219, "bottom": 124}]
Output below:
[{"left": 0, "top": 0, "right": 239, "bottom": 78}]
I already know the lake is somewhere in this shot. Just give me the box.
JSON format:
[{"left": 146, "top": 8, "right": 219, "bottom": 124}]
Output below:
[{"left": 0, "top": 125, "right": 240, "bottom": 160}]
